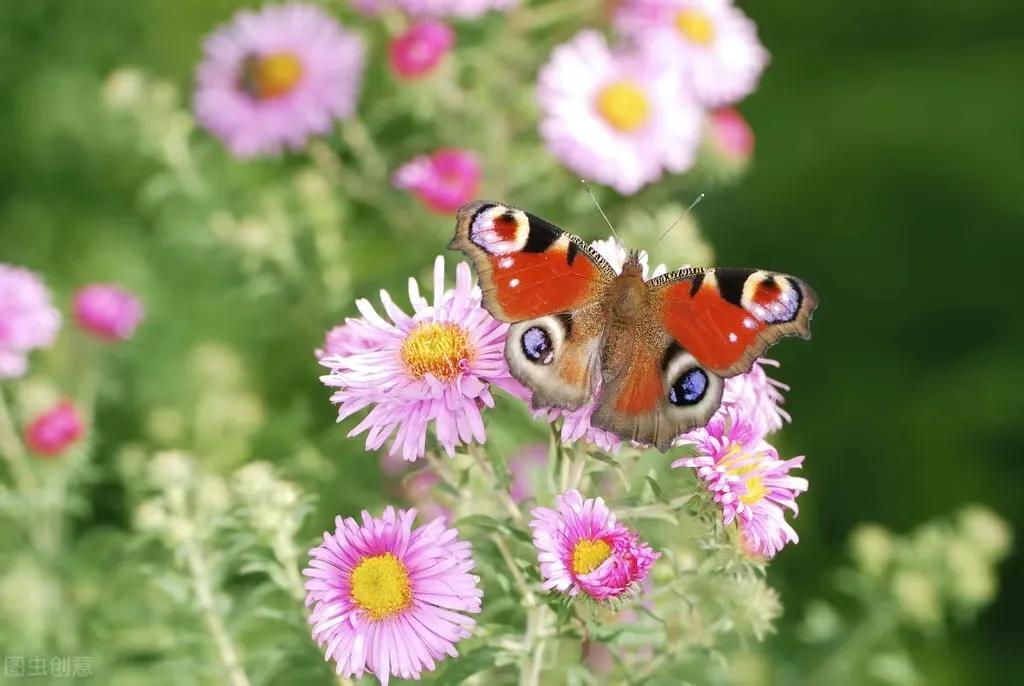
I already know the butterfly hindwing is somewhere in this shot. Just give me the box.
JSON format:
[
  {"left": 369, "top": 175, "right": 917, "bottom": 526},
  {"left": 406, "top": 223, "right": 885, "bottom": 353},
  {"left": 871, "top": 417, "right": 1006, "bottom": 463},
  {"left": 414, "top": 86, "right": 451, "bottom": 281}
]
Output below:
[
  {"left": 649, "top": 267, "right": 818, "bottom": 377},
  {"left": 450, "top": 201, "right": 616, "bottom": 322}
]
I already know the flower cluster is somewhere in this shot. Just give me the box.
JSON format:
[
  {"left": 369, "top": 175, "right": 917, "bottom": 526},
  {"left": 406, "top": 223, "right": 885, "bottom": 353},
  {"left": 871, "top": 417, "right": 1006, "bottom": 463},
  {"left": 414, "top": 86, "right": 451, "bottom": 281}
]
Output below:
[{"left": 538, "top": 0, "right": 765, "bottom": 193}]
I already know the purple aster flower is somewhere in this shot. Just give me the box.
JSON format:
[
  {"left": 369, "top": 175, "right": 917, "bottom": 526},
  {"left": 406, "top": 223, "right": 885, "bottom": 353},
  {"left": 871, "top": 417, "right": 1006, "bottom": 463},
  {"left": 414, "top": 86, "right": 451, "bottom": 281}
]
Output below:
[
  {"left": 316, "top": 318, "right": 384, "bottom": 360},
  {"left": 304, "top": 507, "right": 482, "bottom": 684},
  {"left": 530, "top": 489, "right": 659, "bottom": 600},
  {"left": 194, "top": 3, "right": 365, "bottom": 158},
  {"left": 388, "top": 21, "right": 455, "bottom": 79},
  {"left": 320, "top": 256, "right": 520, "bottom": 462},
  {"left": 536, "top": 31, "right": 703, "bottom": 194},
  {"left": 615, "top": 0, "right": 769, "bottom": 106},
  {"left": 72, "top": 283, "right": 144, "bottom": 342},
  {"left": 0, "top": 264, "right": 60, "bottom": 378},
  {"left": 674, "top": 407, "right": 807, "bottom": 558},
  {"left": 719, "top": 358, "right": 790, "bottom": 435},
  {"left": 393, "top": 149, "right": 481, "bottom": 215}
]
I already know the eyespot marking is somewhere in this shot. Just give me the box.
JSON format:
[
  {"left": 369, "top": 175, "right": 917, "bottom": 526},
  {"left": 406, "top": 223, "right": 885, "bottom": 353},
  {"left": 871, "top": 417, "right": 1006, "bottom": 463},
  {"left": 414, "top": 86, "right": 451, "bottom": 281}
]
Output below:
[
  {"left": 521, "top": 326, "right": 554, "bottom": 365},
  {"left": 668, "top": 367, "right": 708, "bottom": 406}
]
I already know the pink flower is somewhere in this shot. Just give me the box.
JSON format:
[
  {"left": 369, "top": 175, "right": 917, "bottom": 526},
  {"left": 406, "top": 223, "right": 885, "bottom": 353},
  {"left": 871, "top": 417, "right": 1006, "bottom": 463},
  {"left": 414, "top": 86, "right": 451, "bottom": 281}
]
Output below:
[
  {"left": 195, "top": 3, "right": 365, "bottom": 158},
  {"left": 387, "top": 0, "right": 516, "bottom": 19},
  {"left": 320, "top": 256, "right": 520, "bottom": 462},
  {"left": 507, "top": 444, "right": 548, "bottom": 503},
  {"left": 615, "top": 0, "right": 769, "bottom": 106},
  {"left": 706, "top": 107, "right": 754, "bottom": 163},
  {"left": 388, "top": 21, "right": 455, "bottom": 79},
  {"left": 72, "top": 284, "right": 144, "bottom": 342},
  {"left": 0, "top": 264, "right": 60, "bottom": 378},
  {"left": 536, "top": 31, "right": 703, "bottom": 194},
  {"left": 674, "top": 407, "right": 807, "bottom": 558},
  {"left": 316, "top": 318, "right": 383, "bottom": 360},
  {"left": 402, "top": 469, "right": 451, "bottom": 522},
  {"left": 25, "top": 401, "right": 85, "bottom": 457},
  {"left": 304, "top": 507, "right": 482, "bottom": 685},
  {"left": 530, "top": 489, "right": 659, "bottom": 600},
  {"left": 719, "top": 358, "right": 789, "bottom": 436},
  {"left": 393, "top": 149, "right": 480, "bottom": 214}
]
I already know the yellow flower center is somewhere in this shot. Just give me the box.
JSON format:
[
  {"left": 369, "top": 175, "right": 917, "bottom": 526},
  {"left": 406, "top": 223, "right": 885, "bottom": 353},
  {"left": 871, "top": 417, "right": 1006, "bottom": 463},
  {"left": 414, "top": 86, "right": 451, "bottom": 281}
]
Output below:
[
  {"left": 239, "top": 52, "right": 303, "bottom": 100},
  {"left": 719, "top": 444, "right": 768, "bottom": 506},
  {"left": 675, "top": 9, "right": 716, "bottom": 45},
  {"left": 400, "top": 322, "right": 473, "bottom": 381},
  {"left": 740, "top": 475, "right": 768, "bottom": 505},
  {"left": 572, "top": 538, "right": 612, "bottom": 575},
  {"left": 349, "top": 553, "right": 413, "bottom": 620},
  {"left": 595, "top": 81, "right": 651, "bottom": 133}
]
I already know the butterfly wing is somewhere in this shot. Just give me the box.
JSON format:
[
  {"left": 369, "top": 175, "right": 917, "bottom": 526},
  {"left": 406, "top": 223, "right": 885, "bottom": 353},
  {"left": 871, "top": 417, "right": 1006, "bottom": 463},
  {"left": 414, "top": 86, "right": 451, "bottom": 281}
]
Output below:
[
  {"left": 649, "top": 267, "right": 818, "bottom": 377},
  {"left": 451, "top": 201, "right": 616, "bottom": 410},
  {"left": 591, "top": 266, "right": 816, "bottom": 451}
]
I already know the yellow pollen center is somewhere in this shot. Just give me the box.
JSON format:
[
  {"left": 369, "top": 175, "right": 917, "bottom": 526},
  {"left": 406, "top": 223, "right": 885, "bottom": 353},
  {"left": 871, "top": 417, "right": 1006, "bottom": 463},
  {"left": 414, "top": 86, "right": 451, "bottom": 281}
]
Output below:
[
  {"left": 350, "top": 553, "right": 413, "bottom": 620},
  {"left": 675, "top": 9, "right": 716, "bottom": 45},
  {"left": 400, "top": 322, "right": 473, "bottom": 381},
  {"left": 741, "top": 475, "right": 768, "bottom": 505},
  {"left": 240, "top": 52, "right": 303, "bottom": 100},
  {"left": 595, "top": 82, "right": 651, "bottom": 133},
  {"left": 572, "top": 538, "right": 613, "bottom": 575}
]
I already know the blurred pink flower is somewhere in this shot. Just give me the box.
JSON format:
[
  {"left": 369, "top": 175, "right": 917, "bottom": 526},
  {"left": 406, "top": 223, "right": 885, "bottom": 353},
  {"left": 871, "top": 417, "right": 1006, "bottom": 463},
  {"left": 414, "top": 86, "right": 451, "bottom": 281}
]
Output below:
[
  {"left": 403, "top": 469, "right": 451, "bottom": 521},
  {"left": 536, "top": 31, "right": 702, "bottom": 194},
  {"left": 25, "top": 401, "right": 84, "bottom": 457},
  {"left": 398, "top": 0, "right": 516, "bottom": 18},
  {"left": 0, "top": 264, "right": 60, "bottom": 378},
  {"left": 388, "top": 21, "right": 455, "bottom": 79},
  {"left": 707, "top": 107, "right": 754, "bottom": 162},
  {"left": 304, "top": 507, "right": 481, "bottom": 684},
  {"left": 615, "top": 0, "right": 768, "bottom": 106},
  {"left": 316, "top": 318, "right": 383, "bottom": 360},
  {"left": 507, "top": 443, "right": 548, "bottom": 503},
  {"left": 393, "top": 149, "right": 481, "bottom": 214},
  {"left": 320, "top": 256, "right": 520, "bottom": 462},
  {"left": 530, "top": 489, "right": 659, "bottom": 600},
  {"left": 194, "top": 3, "right": 365, "bottom": 158},
  {"left": 674, "top": 407, "right": 807, "bottom": 558},
  {"left": 73, "top": 284, "right": 144, "bottom": 342}
]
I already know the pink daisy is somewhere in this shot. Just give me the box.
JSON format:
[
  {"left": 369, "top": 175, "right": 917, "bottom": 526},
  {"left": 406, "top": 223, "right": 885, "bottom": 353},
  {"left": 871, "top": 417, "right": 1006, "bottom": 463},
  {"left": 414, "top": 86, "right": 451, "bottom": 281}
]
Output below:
[
  {"left": 0, "top": 264, "right": 61, "bottom": 379},
  {"left": 706, "top": 107, "right": 754, "bottom": 163},
  {"left": 536, "top": 31, "right": 703, "bottom": 194},
  {"left": 530, "top": 489, "right": 659, "bottom": 600},
  {"left": 393, "top": 149, "right": 481, "bottom": 215},
  {"left": 195, "top": 3, "right": 365, "bottom": 158},
  {"left": 304, "top": 507, "right": 481, "bottom": 685},
  {"left": 615, "top": 0, "right": 769, "bottom": 106},
  {"left": 320, "top": 256, "right": 519, "bottom": 462},
  {"left": 72, "top": 283, "right": 144, "bottom": 342},
  {"left": 719, "top": 357, "right": 790, "bottom": 436},
  {"left": 388, "top": 21, "right": 455, "bottom": 79},
  {"left": 316, "top": 318, "right": 384, "bottom": 360},
  {"left": 25, "top": 401, "right": 85, "bottom": 457},
  {"left": 674, "top": 407, "right": 807, "bottom": 558}
]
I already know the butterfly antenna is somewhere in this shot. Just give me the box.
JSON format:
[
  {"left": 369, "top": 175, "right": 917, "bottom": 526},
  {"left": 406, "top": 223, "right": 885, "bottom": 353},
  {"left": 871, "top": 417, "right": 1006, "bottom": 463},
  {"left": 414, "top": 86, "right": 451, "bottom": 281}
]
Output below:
[
  {"left": 656, "top": 193, "right": 705, "bottom": 244},
  {"left": 581, "top": 179, "right": 621, "bottom": 244}
]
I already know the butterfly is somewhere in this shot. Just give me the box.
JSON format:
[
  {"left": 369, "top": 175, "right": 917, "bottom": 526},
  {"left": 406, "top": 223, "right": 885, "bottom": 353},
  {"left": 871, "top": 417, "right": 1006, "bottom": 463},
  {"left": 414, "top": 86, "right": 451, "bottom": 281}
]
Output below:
[{"left": 449, "top": 201, "right": 818, "bottom": 452}]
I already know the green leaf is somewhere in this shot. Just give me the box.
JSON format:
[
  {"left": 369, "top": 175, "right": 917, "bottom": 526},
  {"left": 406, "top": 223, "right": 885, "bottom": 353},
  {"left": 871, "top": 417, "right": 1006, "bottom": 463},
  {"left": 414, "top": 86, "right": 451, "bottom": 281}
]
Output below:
[{"left": 433, "top": 647, "right": 500, "bottom": 684}]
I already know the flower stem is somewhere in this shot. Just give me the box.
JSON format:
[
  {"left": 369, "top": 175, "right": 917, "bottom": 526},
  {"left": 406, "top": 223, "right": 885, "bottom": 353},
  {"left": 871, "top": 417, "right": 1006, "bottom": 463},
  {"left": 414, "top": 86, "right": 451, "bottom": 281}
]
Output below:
[
  {"left": 0, "top": 386, "right": 38, "bottom": 493},
  {"left": 491, "top": 533, "right": 535, "bottom": 606},
  {"left": 520, "top": 604, "right": 550, "bottom": 686}
]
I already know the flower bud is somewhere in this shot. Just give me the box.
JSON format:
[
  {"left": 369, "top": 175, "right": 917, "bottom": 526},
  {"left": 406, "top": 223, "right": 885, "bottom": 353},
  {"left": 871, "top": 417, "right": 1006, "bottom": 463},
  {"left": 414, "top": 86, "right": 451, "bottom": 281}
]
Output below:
[
  {"left": 388, "top": 22, "right": 455, "bottom": 79},
  {"left": 24, "top": 401, "right": 84, "bottom": 457}
]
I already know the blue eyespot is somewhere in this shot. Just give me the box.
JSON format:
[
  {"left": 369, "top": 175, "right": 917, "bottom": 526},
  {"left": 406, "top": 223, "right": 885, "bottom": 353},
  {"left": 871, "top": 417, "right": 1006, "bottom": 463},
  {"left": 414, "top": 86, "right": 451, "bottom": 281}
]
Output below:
[
  {"left": 668, "top": 368, "right": 708, "bottom": 406},
  {"left": 522, "top": 326, "right": 554, "bottom": 364}
]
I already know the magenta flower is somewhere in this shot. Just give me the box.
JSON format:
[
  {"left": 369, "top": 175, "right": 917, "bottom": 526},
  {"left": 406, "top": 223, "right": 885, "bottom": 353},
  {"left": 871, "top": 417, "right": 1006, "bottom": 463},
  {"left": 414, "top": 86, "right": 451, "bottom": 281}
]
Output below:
[
  {"left": 72, "top": 284, "right": 144, "bottom": 342},
  {"left": 316, "top": 318, "right": 383, "bottom": 360},
  {"left": 320, "top": 256, "right": 519, "bottom": 462},
  {"left": 0, "top": 264, "right": 60, "bottom": 378},
  {"left": 615, "top": 0, "right": 768, "bottom": 106},
  {"left": 194, "top": 3, "right": 365, "bottom": 158},
  {"left": 674, "top": 407, "right": 807, "bottom": 558},
  {"left": 304, "top": 507, "right": 482, "bottom": 685},
  {"left": 393, "top": 149, "right": 481, "bottom": 214},
  {"left": 530, "top": 489, "right": 659, "bottom": 600},
  {"left": 388, "top": 21, "right": 455, "bottom": 79},
  {"left": 537, "top": 31, "right": 702, "bottom": 194},
  {"left": 25, "top": 401, "right": 85, "bottom": 457},
  {"left": 707, "top": 107, "right": 754, "bottom": 163}
]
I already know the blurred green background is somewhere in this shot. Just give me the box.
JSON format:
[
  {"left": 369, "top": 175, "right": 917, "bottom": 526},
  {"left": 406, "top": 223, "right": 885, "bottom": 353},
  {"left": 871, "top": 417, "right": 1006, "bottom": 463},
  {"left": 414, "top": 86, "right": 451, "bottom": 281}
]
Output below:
[{"left": 1, "top": 0, "right": 1022, "bottom": 683}]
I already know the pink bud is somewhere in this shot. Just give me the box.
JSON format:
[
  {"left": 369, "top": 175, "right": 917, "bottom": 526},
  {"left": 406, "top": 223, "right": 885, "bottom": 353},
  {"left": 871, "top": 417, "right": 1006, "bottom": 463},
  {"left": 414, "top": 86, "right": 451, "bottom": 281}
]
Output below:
[
  {"left": 393, "top": 149, "right": 481, "bottom": 214},
  {"left": 708, "top": 107, "right": 755, "bottom": 161},
  {"left": 72, "top": 284, "right": 144, "bottom": 342},
  {"left": 25, "top": 401, "right": 84, "bottom": 457},
  {"left": 388, "top": 21, "right": 455, "bottom": 79}
]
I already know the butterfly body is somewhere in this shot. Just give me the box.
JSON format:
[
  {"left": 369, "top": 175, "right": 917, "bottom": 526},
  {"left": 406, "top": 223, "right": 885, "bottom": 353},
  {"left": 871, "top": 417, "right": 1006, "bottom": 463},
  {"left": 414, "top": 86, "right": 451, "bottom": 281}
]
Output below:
[{"left": 451, "top": 201, "right": 817, "bottom": 451}]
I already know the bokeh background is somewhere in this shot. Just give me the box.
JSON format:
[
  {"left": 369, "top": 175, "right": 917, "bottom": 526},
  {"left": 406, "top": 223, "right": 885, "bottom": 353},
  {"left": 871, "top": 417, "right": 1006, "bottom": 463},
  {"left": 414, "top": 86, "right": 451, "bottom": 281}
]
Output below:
[{"left": 1, "top": 0, "right": 1022, "bottom": 683}]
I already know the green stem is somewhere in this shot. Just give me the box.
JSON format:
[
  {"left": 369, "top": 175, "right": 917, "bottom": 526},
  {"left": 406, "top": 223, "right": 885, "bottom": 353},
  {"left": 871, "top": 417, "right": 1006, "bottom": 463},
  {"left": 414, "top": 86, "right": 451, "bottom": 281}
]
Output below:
[{"left": 0, "top": 386, "right": 38, "bottom": 492}]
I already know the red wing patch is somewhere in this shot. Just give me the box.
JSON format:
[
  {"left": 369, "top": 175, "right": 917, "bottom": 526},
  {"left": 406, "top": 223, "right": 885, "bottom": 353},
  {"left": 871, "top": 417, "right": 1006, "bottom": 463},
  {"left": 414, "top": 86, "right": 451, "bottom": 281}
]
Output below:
[
  {"left": 651, "top": 268, "right": 817, "bottom": 377},
  {"left": 612, "top": 352, "right": 663, "bottom": 414},
  {"left": 450, "top": 201, "right": 615, "bottom": 322}
]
